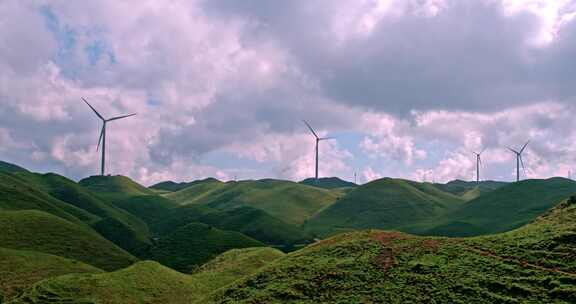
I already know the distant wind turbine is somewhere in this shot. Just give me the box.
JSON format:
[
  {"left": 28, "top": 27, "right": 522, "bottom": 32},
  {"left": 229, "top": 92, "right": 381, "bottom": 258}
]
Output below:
[
  {"left": 82, "top": 97, "right": 136, "bottom": 176},
  {"left": 473, "top": 149, "right": 484, "bottom": 184},
  {"left": 507, "top": 141, "right": 529, "bottom": 182},
  {"left": 303, "top": 120, "right": 334, "bottom": 180}
]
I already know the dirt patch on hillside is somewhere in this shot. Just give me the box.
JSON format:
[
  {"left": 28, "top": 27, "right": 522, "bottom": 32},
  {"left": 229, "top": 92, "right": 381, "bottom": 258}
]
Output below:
[{"left": 372, "top": 232, "right": 407, "bottom": 273}]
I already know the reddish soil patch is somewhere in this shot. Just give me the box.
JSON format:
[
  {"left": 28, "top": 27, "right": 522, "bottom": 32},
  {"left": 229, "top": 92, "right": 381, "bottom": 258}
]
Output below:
[
  {"left": 419, "top": 239, "right": 441, "bottom": 253},
  {"left": 371, "top": 232, "right": 408, "bottom": 273}
]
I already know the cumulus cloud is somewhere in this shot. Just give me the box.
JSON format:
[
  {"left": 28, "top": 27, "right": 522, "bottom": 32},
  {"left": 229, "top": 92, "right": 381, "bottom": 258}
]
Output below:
[{"left": 1, "top": 0, "right": 576, "bottom": 185}]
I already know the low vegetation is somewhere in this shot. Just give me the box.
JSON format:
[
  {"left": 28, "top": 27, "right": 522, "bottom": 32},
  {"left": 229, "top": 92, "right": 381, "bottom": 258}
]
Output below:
[
  {"left": 11, "top": 248, "right": 284, "bottom": 304},
  {"left": 0, "top": 210, "right": 137, "bottom": 271},
  {"left": 146, "top": 222, "right": 265, "bottom": 273}
]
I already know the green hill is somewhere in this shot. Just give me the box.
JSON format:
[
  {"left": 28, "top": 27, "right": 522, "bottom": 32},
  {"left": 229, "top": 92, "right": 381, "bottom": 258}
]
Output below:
[
  {"left": 427, "top": 177, "right": 576, "bottom": 236},
  {"left": 10, "top": 247, "right": 284, "bottom": 304},
  {"left": 306, "top": 178, "right": 465, "bottom": 237},
  {"left": 6, "top": 171, "right": 151, "bottom": 254},
  {"left": 111, "top": 194, "right": 179, "bottom": 227},
  {"left": 79, "top": 175, "right": 154, "bottom": 200},
  {"left": 0, "top": 160, "right": 29, "bottom": 173},
  {"left": 0, "top": 172, "right": 99, "bottom": 226},
  {"left": 209, "top": 201, "right": 576, "bottom": 303},
  {"left": 0, "top": 210, "right": 137, "bottom": 271},
  {"left": 300, "top": 177, "right": 357, "bottom": 189},
  {"left": 434, "top": 180, "right": 508, "bottom": 197},
  {"left": 166, "top": 179, "right": 340, "bottom": 225},
  {"left": 147, "top": 222, "right": 265, "bottom": 272},
  {"left": 150, "top": 178, "right": 221, "bottom": 192},
  {"left": 151, "top": 204, "right": 311, "bottom": 246},
  {"left": 0, "top": 248, "right": 102, "bottom": 300}
]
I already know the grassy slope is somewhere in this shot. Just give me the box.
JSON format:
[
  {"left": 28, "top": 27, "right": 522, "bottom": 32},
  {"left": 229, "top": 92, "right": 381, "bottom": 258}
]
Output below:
[
  {"left": 0, "top": 210, "right": 137, "bottom": 271},
  {"left": 434, "top": 180, "right": 508, "bottom": 196},
  {"left": 6, "top": 171, "right": 152, "bottom": 253},
  {"left": 0, "top": 161, "right": 29, "bottom": 173},
  {"left": 0, "top": 172, "right": 97, "bottom": 226},
  {"left": 0, "top": 248, "right": 102, "bottom": 300},
  {"left": 150, "top": 178, "right": 221, "bottom": 192},
  {"left": 151, "top": 204, "right": 311, "bottom": 245},
  {"left": 167, "top": 179, "right": 340, "bottom": 225},
  {"left": 11, "top": 248, "right": 284, "bottom": 304},
  {"left": 306, "top": 178, "right": 465, "bottom": 237},
  {"left": 427, "top": 177, "right": 576, "bottom": 236},
  {"left": 111, "top": 194, "right": 179, "bottom": 227},
  {"left": 210, "top": 201, "right": 576, "bottom": 303},
  {"left": 79, "top": 175, "right": 155, "bottom": 200},
  {"left": 147, "top": 222, "right": 265, "bottom": 273},
  {"left": 299, "top": 177, "right": 357, "bottom": 189}
]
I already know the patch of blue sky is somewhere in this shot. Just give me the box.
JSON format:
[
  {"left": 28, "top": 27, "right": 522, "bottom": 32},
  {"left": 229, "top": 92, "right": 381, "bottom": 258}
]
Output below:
[{"left": 39, "top": 5, "right": 116, "bottom": 77}]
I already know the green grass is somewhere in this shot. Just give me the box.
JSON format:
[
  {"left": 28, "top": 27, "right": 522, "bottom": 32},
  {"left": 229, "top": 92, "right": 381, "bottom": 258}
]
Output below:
[
  {"left": 10, "top": 248, "right": 284, "bottom": 304},
  {"left": 0, "top": 210, "right": 137, "bottom": 271},
  {"left": 209, "top": 215, "right": 576, "bottom": 303},
  {"left": 146, "top": 222, "right": 265, "bottom": 273},
  {"left": 0, "top": 172, "right": 97, "bottom": 226},
  {"left": 299, "top": 177, "right": 357, "bottom": 189},
  {"left": 79, "top": 175, "right": 155, "bottom": 200},
  {"left": 427, "top": 177, "right": 576, "bottom": 236},
  {"left": 0, "top": 247, "right": 102, "bottom": 300},
  {"left": 6, "top": 171, "right": 152, "bottom": 254},
  {"left": 167, "top": 179, "right": 340, "bottom": 225},
  {"left": 306, "top": 178, "right": 466, "bottom": 237},
  {"left": 433, "top": 180, "right": 508, "bottom": 197},
  {"left": 111, "top": 194, "right": 179, "bottom": 227},
  {"left": 151, "top": 204, "right": 312, "bottom": 246},
  {"left": 150, "top": 178, "right": 222, "bottom": 192},
  {"left": 0, "top": 160, "right": 29, "bottom": 173}
]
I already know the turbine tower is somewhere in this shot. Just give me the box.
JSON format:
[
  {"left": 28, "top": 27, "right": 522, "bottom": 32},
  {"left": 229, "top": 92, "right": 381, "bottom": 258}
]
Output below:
[
  {"left": 473, "top": 150, "right": 484, "bottom": 184},
  {"left": 303, "top": 120, "right": 334, "bottom": 180},
  {"left": 82, "top": 97, "right": 136, "bottom": 176},
  {"left": 507, "top": 141, "right": 529, "bottom": 182}
]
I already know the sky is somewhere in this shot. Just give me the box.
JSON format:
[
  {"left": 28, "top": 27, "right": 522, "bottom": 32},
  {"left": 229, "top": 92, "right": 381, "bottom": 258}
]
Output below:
[{"left": 2, "top": 0, "right": 576, "bottom": 186}]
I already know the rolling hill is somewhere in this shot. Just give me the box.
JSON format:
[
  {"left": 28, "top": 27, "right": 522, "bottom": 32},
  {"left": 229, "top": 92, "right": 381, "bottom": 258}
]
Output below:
[
  {"left": 306, "top": 178, "right": 466, "bottom": 237},
  {"left": 149, "top": 177, "right": 221, "bottom": 192},
  {"left": 208, "top": 198, "right": 576, "bottom": 303},
  {"left": 434, "top": 179, "right": 508, "bottom": 197},
  {"left": 0, "top": 248, "right": 102, "bottom": 301},
  {"left": 427, "top": 177, "right": 576, "bottom": 236},
  {"left": 0, "top": 167, "right": 152, "bottom": 254},
  {"left": 0, "top": 160, "right": 29, "bottom": 173},
  {"left": 0, "top": 172, "right": 97, "bottom": 226},
  {"left": 10, "top": 247, "right": 284, "bottom": 304},
  {"left": 166, "top": 179, "right": 340, "bottom": 225},
  {"left": 151, "top": 204, "right": 311, "bottom": 246},
  {"left": 147, "top": 222, "right": 265, "bottom": 272},
  {"left": 300, "top": 177, "right": 357, "bottom": 189},
  {"left": 79, "top": 175, "right": 155, "bottom": 200},
  {"left": 0, "top": 210, "right": 137, "bottom": 271}
]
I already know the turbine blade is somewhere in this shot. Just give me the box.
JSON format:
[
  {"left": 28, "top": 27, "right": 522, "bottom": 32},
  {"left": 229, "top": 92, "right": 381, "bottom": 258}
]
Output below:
[
  {"left": 107, "top": 113, "right": 136, "bottom": 121},
  {"left": 96, "top": 125, "right": 104, "bottom": 151},
  {"left": 302, "top": 120, "right": 319, "bottom": 139},
  {"left": 319, "top": 137, "right": 335, "bottom": 141},
  {"left": 82, "top": 97, "right": 104, "bottom": 120},
  {"left": 520, "top": 140, "right": 530, "bottom": 153},
  {"left": 507, "top": 147, "right": 519, "bottom": 154}
]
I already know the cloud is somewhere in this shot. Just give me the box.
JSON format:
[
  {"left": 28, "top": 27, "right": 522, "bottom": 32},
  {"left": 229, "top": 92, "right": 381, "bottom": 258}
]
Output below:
[{"left": 2, "top": 0, "right": 576, "bottom": 185}]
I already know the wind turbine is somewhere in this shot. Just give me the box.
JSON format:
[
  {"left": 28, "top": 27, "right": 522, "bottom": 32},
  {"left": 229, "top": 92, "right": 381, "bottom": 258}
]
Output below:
[
  {"left": 303, "top": 120, "right": 334, "bottom": 180},
  {"left": 507, "top": 141, "right": 529, "bottom": 182},
  {"left": 82, "top": 97, "right": 136, "bottom": 176},
  {"left": 472, "top": 150, "right": 484, "bottom": 184}
]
